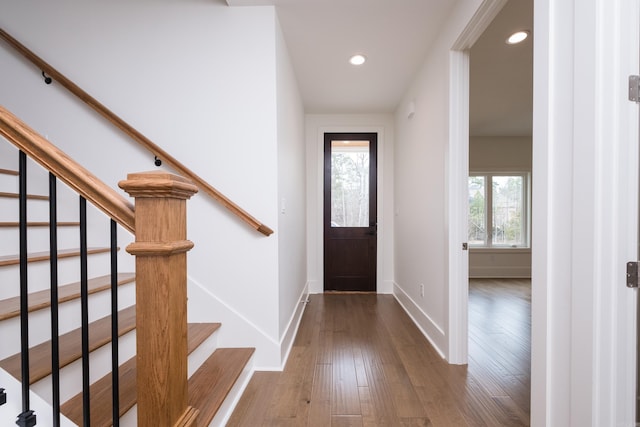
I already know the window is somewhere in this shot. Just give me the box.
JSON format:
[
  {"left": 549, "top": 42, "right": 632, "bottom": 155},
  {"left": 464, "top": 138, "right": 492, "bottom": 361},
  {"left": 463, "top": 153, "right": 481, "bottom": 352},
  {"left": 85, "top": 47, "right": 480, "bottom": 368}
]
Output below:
[
  {"left": 330, "top": 140, "right": 370, "bottom": 227},
  {"left": 468, "top": 173, "right": 530, "bottom": 248}
]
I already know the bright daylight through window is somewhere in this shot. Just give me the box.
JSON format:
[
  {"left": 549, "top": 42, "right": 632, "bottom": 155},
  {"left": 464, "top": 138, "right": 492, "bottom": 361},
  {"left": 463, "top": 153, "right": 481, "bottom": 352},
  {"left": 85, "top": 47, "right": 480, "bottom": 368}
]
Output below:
[
  {"left": 468, "top": 174, "right": 529, "bottom": 248},
  {"left": 331, "top": 140, "right": 370, "bottom": 227}
]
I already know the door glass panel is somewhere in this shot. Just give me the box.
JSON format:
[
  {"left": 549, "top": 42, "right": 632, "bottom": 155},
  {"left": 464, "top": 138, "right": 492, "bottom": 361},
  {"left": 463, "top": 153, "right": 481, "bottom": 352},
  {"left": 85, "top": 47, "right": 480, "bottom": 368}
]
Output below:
[{"left": 330, "top": 140, "right": 369, "bottom": 227}]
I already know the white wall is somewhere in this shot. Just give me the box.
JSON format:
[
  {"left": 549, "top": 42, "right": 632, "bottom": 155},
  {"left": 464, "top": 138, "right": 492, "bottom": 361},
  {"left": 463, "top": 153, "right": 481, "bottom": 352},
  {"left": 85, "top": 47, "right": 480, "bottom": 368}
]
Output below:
[
  {"left": 393, "top": 0, "right": 483, "bottom": 358},
  {"left": 275, "top": 14, "right": 307, "bottom": 357},
  {"left": 469, "top": 136, "right": 532, "bottom": 278},
  {"left": 305, "top": 114, "right": 394, "bottom": 295},
  {"left": 0, "top": 0, "right": 301, "bottom": 368},
  {"left": 469, "top": 136, "right": 531, "bottom": 170}
]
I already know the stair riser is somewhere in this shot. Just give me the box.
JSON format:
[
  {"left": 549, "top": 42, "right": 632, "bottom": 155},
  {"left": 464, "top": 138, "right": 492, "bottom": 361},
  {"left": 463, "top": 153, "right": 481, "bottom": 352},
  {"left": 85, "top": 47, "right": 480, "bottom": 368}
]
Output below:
[
  {"left": 0, "top": 284, "right": 135, "bottom": 359},
  {"left": 0, "top": 174, "right": 18, "bottom": 192},
  {"left": 187, "top": 328, "right": 220, "bottom": 378},
  {"left": 0, "top": 369, "right": 76, "bottom": 427},
  {"left": 0, "top": 252, "right": 117, "bottom": 300},
  {"left": 31, "top": 330, "right": 137, "bottom": 405},
  {"left": 0, "top": 227, "right": 82, "bottom": 256}
]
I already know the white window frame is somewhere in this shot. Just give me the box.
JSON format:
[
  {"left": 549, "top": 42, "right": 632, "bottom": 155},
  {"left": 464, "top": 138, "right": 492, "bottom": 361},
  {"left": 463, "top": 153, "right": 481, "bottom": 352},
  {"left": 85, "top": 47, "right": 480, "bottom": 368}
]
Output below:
[{"left": 468, "top": 171, "right": 531, "bottom": 249}]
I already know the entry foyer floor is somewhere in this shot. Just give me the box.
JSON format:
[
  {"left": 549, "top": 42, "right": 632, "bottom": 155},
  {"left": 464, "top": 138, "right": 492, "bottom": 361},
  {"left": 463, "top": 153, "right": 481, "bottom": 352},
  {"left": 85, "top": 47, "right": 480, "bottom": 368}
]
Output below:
[{"left": 228, "top": 279, "right": 531, "bottom": 426}]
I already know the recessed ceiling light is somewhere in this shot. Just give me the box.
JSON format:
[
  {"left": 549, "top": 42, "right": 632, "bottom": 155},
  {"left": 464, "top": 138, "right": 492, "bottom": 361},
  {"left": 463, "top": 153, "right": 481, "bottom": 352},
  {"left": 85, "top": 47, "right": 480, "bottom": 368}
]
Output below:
[
  {"left": 349, "top": 54, "right": 366, "bottom": 66},
  {"left": 506, "top": 31, "right": 529, "bottom": 45}
]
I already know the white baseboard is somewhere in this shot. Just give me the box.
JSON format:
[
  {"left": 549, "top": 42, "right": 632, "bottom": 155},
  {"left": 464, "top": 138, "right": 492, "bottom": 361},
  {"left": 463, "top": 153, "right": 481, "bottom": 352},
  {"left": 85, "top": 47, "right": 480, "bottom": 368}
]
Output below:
[
  {"left": 278, "top": 283, "right": 310, "bottom": 367},
  {"left": 392, "top": 282, "right": 447, "bottom": 359},
  {"left": 308, "top": 279, "right": 322, "bottom": 294}
]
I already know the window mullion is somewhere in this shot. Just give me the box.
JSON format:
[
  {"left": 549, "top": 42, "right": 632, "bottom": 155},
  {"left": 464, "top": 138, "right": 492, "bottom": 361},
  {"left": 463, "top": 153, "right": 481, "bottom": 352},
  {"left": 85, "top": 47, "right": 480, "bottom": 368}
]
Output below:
[{"left": 486, "top": 174, "right": 492, "bottom": 247}]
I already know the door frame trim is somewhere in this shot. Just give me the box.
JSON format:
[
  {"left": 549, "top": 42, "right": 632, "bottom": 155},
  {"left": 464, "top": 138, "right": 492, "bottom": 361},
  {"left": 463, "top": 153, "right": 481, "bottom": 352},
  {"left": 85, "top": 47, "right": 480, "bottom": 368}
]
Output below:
[
  {"left": 307, "top": 120, "right": 392, "bottom": 295},
  {"left": 447, "top": 0, "right": 508, "bottom": 366}
]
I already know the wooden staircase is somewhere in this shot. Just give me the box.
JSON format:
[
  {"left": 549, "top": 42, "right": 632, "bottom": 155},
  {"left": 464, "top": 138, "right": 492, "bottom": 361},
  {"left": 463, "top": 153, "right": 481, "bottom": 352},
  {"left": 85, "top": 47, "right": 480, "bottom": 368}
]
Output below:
[{"left": 0, "top": 163, "right": 256, "bottom": 425}]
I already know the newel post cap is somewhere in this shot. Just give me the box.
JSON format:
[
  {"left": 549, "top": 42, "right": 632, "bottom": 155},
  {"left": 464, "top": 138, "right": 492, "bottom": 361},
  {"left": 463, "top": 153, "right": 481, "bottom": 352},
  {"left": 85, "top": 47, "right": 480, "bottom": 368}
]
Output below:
[{"left": 118, "top": 171, "right": 198, "bottom": 199}]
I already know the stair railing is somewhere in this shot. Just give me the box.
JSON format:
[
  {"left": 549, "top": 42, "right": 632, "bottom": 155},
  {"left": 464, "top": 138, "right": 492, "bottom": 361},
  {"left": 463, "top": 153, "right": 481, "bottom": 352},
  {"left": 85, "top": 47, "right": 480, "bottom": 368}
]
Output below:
[
  {"left": 0, "top": 28, "right": 274, "bottom": 237},
  {"left": 120, "top": 172, "right": 199, "bottom": 426},
  {"left": 1, "top": 106, "right": 199, "bottom": 425}
]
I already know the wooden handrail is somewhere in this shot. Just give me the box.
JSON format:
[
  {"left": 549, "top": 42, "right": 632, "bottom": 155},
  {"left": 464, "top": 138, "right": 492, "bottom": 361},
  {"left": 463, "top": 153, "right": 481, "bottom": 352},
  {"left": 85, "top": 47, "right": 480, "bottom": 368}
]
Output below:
[
  {"left": 0, "top": 106, "right": 135, "bottom": 234},
  {"left": 0, "top": 28, "right": 274, "bottom": 236}
]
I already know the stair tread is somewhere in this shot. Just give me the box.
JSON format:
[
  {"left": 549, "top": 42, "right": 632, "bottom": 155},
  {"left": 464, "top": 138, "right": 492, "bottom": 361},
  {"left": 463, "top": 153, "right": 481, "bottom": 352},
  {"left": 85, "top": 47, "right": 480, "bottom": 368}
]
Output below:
[
  {"left": 0, "top": 221, "right": 80, "bottom": 227},
  {"left": 0, "top": 305, "right": 137, "bottom": 384},
  {"left": 0, "top": 168, "right": 19, "bottom": 176},
  {"left": 188, "top": 347, "right": 255, "bottom": 426},
  {"left": 60, "top": 322, "right": 222, "bottom": 427},
  {"left": 0, "top": 191, "right": 48, "bottom": 200},
  {"left": 0, "top": 247, "right": 112, "bottom": 267},
  {"left": 0, "top": 272, "right": 136, "bottom": 321}
]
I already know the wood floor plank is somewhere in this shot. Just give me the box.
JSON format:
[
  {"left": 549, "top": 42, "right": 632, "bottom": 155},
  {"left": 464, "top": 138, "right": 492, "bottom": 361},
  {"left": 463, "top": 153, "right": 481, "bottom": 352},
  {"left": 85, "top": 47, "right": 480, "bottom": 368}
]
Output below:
[
  {"left": 399, "top": 418, "right": 433, "bottom": 427},
  {"left": 331, "top": 331, "right": 361, "bottom": 416},
  {"left": 381, "top": 360, "right": 427, "bottom": 418},
  {"left": 362, "top": 356, "right": 401, "bottom": 425},
  {"left": 332, "top": 415, "right": 364, "bottom": 426},
  {"left": 307, "top": 363, "right": 332, "bottom": 427},
  {"left": 0, "top": 272, "right": 135, "bottom": 321},
  {"left": 230, "top": 281, "right": 531, "bottom": 426},
  {"left": 227, "top": 371, "right": 281, "bottom": 426},
  {"left": 265, "top": 345, "right": 311, "bottom": 419}
]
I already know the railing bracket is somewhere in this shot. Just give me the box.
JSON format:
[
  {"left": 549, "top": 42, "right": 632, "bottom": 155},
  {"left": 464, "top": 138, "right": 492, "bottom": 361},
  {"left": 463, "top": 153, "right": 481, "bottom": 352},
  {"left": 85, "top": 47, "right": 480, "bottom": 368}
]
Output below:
[
  {"left": 154, "top": 156, "right": 162, "bottom": 167},
  {"left": 0, "top": 388, "right": 6, "bottom": 405},
  {"left": 16, "top": 410, "right": 36, "bottom": 427},
  {"left": 41, "top": 71, "right": 52, "bottom": 85}
]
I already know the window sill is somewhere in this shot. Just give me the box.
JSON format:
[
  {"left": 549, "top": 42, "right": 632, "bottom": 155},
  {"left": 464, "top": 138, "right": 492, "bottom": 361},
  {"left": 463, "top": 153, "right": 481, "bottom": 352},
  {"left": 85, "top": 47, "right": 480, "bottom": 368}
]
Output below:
[{"left": 469, "top": 247, "right": 531, "bottom": 254}]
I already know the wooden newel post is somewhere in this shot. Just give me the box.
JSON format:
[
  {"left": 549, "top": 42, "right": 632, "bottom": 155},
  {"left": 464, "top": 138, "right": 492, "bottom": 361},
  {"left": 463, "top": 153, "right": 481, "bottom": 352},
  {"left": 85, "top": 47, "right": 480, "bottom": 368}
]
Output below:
[{"left": 119, "top": 171, "right": 199, "bottom": 427}]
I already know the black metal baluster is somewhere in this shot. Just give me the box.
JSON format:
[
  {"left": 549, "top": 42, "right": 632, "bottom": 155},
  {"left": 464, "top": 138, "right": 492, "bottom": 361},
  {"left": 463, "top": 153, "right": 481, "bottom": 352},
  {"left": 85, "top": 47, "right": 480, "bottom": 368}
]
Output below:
[
  {"left": 49, "top": 173, "right": 60, "bottom": 427},
  {"left": 110, "top": 220, "right": 119, "bottom": 426},
  {"left": 16, "top": 150, "right": 36, "bottom": 427},
  {"left": 79, "top": 197, "right": 90, "bottom": 427}
]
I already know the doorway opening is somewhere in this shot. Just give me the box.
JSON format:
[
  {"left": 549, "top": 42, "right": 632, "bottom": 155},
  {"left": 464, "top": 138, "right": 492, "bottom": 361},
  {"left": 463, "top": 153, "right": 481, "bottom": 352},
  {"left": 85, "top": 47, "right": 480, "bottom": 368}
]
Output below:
[{"left": 466, "top": 0, "right": 533, "bottom": 421}]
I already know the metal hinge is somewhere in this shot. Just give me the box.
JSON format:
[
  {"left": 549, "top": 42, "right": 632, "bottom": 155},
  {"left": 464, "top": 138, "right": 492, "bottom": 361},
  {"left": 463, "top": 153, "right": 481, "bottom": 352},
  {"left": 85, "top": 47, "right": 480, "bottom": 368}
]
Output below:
[
  {"left": 629, "top": 75, "right": 640, "bottom": 102},
  {"left": 627, "top": 261, "right": 638, "bottom": 288}
]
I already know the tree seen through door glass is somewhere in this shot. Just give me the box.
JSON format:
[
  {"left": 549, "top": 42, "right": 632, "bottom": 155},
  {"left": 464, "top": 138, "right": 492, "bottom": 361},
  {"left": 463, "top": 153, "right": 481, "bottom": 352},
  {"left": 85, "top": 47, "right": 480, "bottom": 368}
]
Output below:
[{"left": 331, "top": 140, "right": 369, "bottom": 227}]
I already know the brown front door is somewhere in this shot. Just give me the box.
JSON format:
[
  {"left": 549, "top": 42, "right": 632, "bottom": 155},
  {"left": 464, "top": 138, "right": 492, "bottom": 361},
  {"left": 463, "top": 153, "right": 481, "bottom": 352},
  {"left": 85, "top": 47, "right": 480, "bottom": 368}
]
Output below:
[{"left": 323, "top": 132, "right": 377, "bottom": 292}]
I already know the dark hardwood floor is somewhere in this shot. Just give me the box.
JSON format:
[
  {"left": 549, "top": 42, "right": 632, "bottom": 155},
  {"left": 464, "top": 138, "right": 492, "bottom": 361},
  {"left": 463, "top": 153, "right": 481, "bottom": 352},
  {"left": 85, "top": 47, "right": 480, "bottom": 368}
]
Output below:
[{"left": 228, "top": 279, "right": 531, "bottom": 426}]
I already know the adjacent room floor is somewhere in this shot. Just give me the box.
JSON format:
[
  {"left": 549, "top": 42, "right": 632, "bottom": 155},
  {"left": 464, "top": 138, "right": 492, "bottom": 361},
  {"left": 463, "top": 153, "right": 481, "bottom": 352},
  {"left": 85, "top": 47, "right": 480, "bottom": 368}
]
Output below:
[{"left": 228, "top": 278, "right": 531, "bottom": 426}]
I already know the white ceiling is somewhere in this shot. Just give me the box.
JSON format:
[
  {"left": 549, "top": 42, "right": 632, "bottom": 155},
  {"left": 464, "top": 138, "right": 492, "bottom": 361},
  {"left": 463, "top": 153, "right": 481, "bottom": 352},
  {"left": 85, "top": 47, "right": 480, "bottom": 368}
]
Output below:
[
  {"left": 469, "top": 0, "right": 533, "bottom": 136},
  {"left": 226, "top": 0, "right": 533, "bottom": 136}
]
